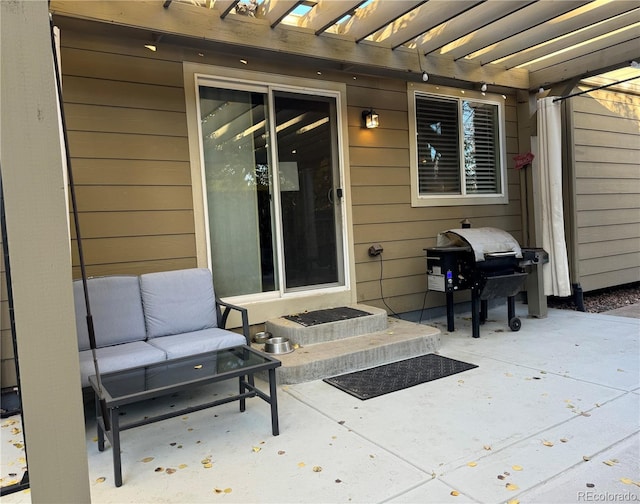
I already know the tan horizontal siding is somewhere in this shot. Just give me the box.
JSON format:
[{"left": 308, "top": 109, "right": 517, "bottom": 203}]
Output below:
[
  {"left": 580, "top": 269, "right": 640, "bottom": 292},
  {"left": 65, "top": 103, "right": 188, "bottom": 137},
  {"left": 71, "top": 234, "right": 196, "bottom": 266},
  {"left": 575, "top": 162, "right": 639, "bottom": 179},
  {"left": 67, "top": 131, "right": 189, "bottom": 161},
  {"left": 74, "top": 186, "right": 194, "bottom": 212},
  {"left": 63, "top": 76, "right": 186, "bottom": 112},
  {"left": 60, "top": 33, "right": 196, "bottom": 279},
  {"left": 572, "top": 90, "right": 640, "bottom": 292},
  {"left": 62, "top": 46, "right": 185, "bottom": 87},
  {"left": 70, "top": 211, "right": 195, "bottom": 239},
  {"left": 578, "top": 223, "right": 639, "bottom": 243},
  {"left": 580, "top": 252, "right": 640, "bottom": 276},
  {"left": 577, "top": 208, "right": 640, "bottom": 227},
  {"left": 72, "top": 258, "right": 197, "bottom": 279},
  {"left": 72, "top": 159, "right": 191, "bottom": 186},
  {"left": 576, "top": 194, "right": 639, "bottom": 211},
  {"left": 578, "top": 237, "right": 640, "bottom": 260}
]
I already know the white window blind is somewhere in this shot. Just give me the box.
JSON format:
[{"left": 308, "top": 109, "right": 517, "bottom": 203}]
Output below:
[{"left": 414, "top": 92, "right": 502, "bottom": 199}]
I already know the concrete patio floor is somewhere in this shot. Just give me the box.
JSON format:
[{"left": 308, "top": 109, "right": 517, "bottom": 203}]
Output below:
[{"left": 2, "top": 303, "right": 639, "bottom": 503}]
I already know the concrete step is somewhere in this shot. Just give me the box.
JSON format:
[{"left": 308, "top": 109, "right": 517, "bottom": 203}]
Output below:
[
  {"left": 260, "top": 317, "right": 441, "bottom": 385},
  {"left": 265, "top": 304, "right": 388, "bottom": 345}
]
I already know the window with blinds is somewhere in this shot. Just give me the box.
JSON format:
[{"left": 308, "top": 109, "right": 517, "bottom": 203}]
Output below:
[{"left": 411, "top": 90, "right": 506, "bottom": 206}]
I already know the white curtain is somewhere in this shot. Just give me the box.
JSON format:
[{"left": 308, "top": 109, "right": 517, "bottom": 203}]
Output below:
[{"left": 533, "top": 97, "right": 571, "bottom": 297}]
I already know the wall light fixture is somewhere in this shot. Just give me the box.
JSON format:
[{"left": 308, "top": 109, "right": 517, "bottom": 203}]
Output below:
[{"left": 362, "top": 109, "right": 379, "bottom": 129}]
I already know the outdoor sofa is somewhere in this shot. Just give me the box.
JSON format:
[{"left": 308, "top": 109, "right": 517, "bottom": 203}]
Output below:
[{"left": 73, "top": 268, "right": 250, "bottom": 388}]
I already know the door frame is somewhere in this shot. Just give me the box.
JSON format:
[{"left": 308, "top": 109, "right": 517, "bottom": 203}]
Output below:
[{"left": 183, "top": 62, "right": 357, "bottom": 324}]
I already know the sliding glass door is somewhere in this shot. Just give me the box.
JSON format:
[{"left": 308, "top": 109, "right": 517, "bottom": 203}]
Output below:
[{"left": 198, "top": 82, "right": 344, "bottom": 299}]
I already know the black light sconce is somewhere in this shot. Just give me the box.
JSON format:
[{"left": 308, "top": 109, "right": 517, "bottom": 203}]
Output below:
[{"left": 362, "top": 109, "right": 379, "bottom": 129}]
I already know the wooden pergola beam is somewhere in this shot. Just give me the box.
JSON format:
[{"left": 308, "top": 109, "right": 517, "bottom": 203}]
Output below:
[{"left": 49, "top": 0, "right": 530, "bottom": 89}]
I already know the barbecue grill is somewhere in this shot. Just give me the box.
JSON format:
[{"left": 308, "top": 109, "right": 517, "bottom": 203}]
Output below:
[{"left": 426, "top": 227, "right": 548, "bottom": 338}]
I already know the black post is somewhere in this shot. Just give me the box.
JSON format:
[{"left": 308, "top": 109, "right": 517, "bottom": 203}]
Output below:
[{"left": 49, "top": 17, "right": 110, "bottom": 431}]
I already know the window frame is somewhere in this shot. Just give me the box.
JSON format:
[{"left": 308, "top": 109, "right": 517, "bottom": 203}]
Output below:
[{"left": 408, "top": 85, "right": 509, "bottom": 207}]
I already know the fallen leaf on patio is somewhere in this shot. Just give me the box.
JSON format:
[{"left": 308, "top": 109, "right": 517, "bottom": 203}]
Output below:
[
  {"left": 504, "top": 373, "right": 513, "bottom": 377},
  {"left": 483, "top": 445, "right": 492, "bottom": 451},
  {"left": 512, "top": 465, "right": 523, "bottom": 471},
  {"left": 11, "top": 428, "right": 21, "bottom": 435},
  {"left": 369, "top": 454, "right": 375, "bottom": 459},
  {"left": 450, "top": 490, "right": 460, "bottom": 496},
  {"left": 603, "top": 460, "right": 617, "bottom": 466},
  {"left": 497, "top": 475, "right": 506, "bottom": 480},
  {"left": 141, "top": 457, "right": 155, "bottom": 463},
  {"left": 154, "top": 467, "right": 164, "bottom": 472},
  {"left": 580, "top": 412, "right": 591, "bottom": 417},
  {"left": 507, "top": 500, "right": 520, "bottom": 504},
  {"left": 252, "top": 446, "right": 262, "bottom": 453},
  {"left": 298, "top": 462, "right": 306, "bottom": 468},
  {"left": 179, "top": 464, "right": 188, "bottom": 469},
  {"left": 617, "top": 368, "right": 624, "bottom": 372},
  {"left": 95, "top": 477, "right": 106, "bottom": 484},
  {"left": 170, "top": 442, "right": 177, "bottom": 446},
  {"left": 506, "top": 483, "right": 519, "bottom": 491},
  {"left": 313, "top": 466, "right": 323, "bottom": 472},
  {"left": 278, "top": 450, "right": 286, "bottom": 455},
  {"left": 542, "top": 441, "right": 554, "bottom": 447},
  {"left": 586, "top": 483, "right": 595, "bottom": 488},
  {"left": 201, "top": 458, "right": 211, "bottom": 465},
  {"left": 214, "top": 488, "right": 223, "bottom": 494},
  {"left": 293, "top": 344, "right": 299, "bottom": 349},
  {"left": 92, "top": 436, "right": 98, "bottom": 442},
  {"left": 13, "top": 443, "right": 23, "bottom": 449},
  {"left": 194, "top": 364, "right": 203, "bottom": 369},
  {"left": 620, "top": 477, "right": 633, "bottom": 485},
  {"left": 224, "top": 488, "right": 232, "bottom": 493},
  {"left": 583, "top": 456, "right": 591, "bottom": 461},
  {"left": 458, "top": 380, "right": 464, "bottom": 384},
  {"left": 467, "top": 461, "right": 477, "bottom": 467},
  {"left": 166, "top": 468, "right": 176, "bottom": 474},
  {"left": 335, "top": 479, "right": 342, "bottom": 483},
  {"left": 338, "top": 420, "right": 345, "bottom": 425},
  {"left": 203, "top": 463, "right": 213, "bottom": 469}
]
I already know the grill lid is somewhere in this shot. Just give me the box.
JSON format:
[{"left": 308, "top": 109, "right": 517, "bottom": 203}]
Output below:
[{"left": 436, "top": 227, "right": 522, "bottom": 262}]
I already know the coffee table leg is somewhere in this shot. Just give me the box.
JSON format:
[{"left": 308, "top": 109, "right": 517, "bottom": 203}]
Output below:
[
  {"left": 239, "top": 376, "right": 246, "bottom": 412},
  {"left": 110, "top": 408, "right": 123, "bottom": 487},
  {"left": 268, "top": 368, "right": 279, "bottom": 436},
  {"left": 95, "top": 394, "right": 105, "bottom": 451}
]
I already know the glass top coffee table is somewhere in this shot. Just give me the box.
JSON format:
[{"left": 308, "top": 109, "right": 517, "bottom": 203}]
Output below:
[{"left": 89, "top": 345, "right": 281, "bottom": 487}]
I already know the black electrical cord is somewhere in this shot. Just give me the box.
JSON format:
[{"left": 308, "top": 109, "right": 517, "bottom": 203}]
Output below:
[{"left": 377, "top": 253, "right": 402, "bottom": 319}]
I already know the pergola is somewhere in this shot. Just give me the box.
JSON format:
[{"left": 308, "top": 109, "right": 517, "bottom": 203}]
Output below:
[{"left": 50, "top": 0, "right": 640, "bottom": 91}]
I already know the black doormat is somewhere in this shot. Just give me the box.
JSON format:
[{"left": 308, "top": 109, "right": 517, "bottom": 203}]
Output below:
[
  {"left": 323, "top": 354, "right": 478, "bottom": 400},
  {"left": 284, "top": 307, "right": 371, "bottom": 327}
]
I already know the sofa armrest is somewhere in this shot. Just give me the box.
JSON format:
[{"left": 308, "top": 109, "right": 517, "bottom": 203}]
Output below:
[{"left": 216, "top": 298, "right": 251, "bottom": 345}]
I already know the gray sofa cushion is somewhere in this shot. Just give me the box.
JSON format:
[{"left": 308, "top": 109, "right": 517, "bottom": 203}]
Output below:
[
  {"left": 140, "top": 268, "right": 218, "bottom": 338},
  {"left": 147, "top": 327, "right": 246, "bottom": 359},
  {"left": 78, "top": 341, "right": 166, "bottom": 388},
  {"left": 74, "top": 275, "right": 147, "bottom": 351}
]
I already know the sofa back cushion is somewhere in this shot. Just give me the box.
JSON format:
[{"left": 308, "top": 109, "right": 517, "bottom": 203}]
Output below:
[
  {"left": 140, "top": 268, "right": 218, "bottom": 338},
  {"left": 73, "top": 275, "right": 147, "bottom": 351}
]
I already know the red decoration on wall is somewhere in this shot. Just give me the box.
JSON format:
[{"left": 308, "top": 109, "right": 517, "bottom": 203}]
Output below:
[{"left": 513, "top": 152, "right": 534, "bottom": 170}]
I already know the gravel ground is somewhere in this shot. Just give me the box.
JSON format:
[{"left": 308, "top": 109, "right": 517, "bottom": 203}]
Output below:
[{"left": 547, "top": 282, "right": 640, "bottom": 313}]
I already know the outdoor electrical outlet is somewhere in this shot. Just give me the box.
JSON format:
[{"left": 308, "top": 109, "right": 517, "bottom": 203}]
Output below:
[{"left": 368, "top": 244, "right": 383, "bottom": 257}]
